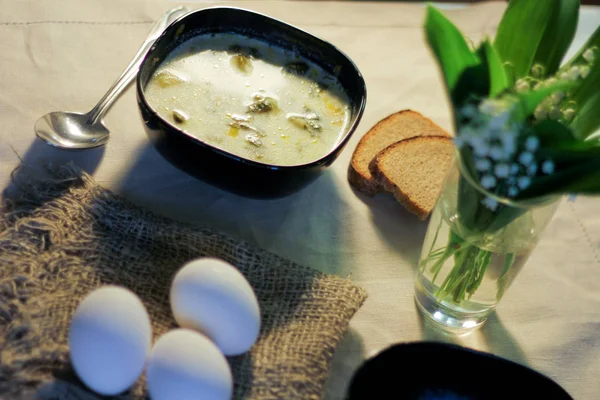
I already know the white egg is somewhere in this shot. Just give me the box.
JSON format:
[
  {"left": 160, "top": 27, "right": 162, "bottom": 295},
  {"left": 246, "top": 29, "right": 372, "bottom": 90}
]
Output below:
[
  {"left": 68, "top": 286, "right": 152, "bottom": 395},
  {"left": 147, "top": 329, "right": 233, "bottom": 400},
  {"left": 170, "top": 257, "right": 260, "bottom": 356}
]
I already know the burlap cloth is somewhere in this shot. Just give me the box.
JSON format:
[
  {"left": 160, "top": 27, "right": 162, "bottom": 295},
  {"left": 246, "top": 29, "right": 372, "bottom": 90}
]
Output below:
[{"left": 0, "top": 164, "right": 367, "bottom": 400}]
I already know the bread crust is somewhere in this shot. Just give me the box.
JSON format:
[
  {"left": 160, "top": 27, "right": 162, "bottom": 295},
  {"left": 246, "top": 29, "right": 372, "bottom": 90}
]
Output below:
[
  {"left": 348, "top": 110, "right": 450, "bottom": 196},
  {"left": 370, "top": 136, "right": 454, "bottom": 220},
  {"left": 348, "top": 162, "right": 382, "bottom": 196}
]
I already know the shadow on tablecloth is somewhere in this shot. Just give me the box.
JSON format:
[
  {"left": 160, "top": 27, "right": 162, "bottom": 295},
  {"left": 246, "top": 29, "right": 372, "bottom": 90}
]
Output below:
[{"left": 415, "top": 305, "right": 529, "bottom": 367}]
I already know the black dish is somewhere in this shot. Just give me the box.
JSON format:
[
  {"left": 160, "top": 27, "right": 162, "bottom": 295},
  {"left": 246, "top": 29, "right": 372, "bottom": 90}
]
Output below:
[
  {"left": 346, "top": 342, "right": 573, "bottom": 400},
  {"left": 136, "top": 7, "right": 367, "bottom": 198}
]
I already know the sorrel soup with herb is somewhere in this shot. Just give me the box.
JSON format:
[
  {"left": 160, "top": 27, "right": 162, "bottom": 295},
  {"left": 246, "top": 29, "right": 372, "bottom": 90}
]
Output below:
[{"left": 144, "top": 33, "right": 351, "bottom": 166}]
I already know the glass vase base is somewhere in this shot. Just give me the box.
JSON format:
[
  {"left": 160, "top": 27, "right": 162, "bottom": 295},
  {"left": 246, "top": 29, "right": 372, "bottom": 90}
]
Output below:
[{"left": 414, "top": 280, "right": 492, "bottom": 335}]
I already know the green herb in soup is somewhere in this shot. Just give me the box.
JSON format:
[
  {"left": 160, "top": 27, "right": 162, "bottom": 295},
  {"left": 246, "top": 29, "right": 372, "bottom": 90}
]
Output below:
[{"left": 144, "top": 33, "right": 350, "bottom": 166}]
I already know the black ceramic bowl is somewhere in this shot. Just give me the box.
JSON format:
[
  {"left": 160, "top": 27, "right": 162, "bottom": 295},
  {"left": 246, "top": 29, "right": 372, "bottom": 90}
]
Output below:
[
  {"left": 136, "top": 7, "right": 366, "bottom": 198},
  {"left": 346, "top": 342, "right": 573, "bottom": 400}
]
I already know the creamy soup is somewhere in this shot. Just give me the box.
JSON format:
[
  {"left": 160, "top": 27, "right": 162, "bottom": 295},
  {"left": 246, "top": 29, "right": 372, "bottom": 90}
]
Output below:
[{"left": 144, "top": 33, "right": 351, "bottom": 166}]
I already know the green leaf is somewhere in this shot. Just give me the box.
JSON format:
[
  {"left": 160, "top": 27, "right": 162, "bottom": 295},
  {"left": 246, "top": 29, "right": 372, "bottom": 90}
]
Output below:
[
  {"left": 533, "top": 119, "right": 579, "bottom": 147},
  {"left": 532, "top": 0, "right": 579, "bottom": 76},
  {"left": 518, "top": 155, "right": 600, "bottom": 197},
  {"left": 569, "top": 91, "right": 600, "bottom": 140},
  {"left": 476, "top": 40, "right": 510, "bottom": 97},
  {"left": 450, "top": 64, "right": 490, "bottom": 111},
  {"left": 494, "top": 0, "right": 559, "bottom": 84},
  {"left": 424, "top": 5, "right": 480, "bottom": 93},
  {"left": 518, "top": 127, "right": 600, "bottom": 197},
  {"left": 561, "top": 24, "right": 600, "bottom": 70},
  {"left": 567, "top": 54, "right": 600, "bottom": 139}
]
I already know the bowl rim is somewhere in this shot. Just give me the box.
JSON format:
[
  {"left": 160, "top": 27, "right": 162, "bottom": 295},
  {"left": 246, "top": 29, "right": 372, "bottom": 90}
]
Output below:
[
  {"left": 136, "top": 5, "right": 367, "bottom": 171},
  {"left": 348, "top": 341, "right": 573, "bottom": 399}
]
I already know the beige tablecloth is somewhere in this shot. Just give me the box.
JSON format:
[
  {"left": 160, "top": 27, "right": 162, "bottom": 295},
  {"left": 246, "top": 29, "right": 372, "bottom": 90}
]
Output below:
[{"left": 1, "top": 1, "right": 599, "bottom": 398}]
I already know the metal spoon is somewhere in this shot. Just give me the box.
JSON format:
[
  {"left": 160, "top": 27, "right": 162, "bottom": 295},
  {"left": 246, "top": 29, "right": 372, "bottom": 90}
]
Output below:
[{"left": 35, "top": 6, "right": 188, "bottom": 150}]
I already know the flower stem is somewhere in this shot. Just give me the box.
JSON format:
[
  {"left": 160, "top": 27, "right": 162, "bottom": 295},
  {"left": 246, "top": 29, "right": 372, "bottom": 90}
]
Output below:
[
  {"left": 496, "top": 252, "right": 516, "bottom": 300},
  {"left": 425, "top": 228, "right": 494, "bottom": 304}
]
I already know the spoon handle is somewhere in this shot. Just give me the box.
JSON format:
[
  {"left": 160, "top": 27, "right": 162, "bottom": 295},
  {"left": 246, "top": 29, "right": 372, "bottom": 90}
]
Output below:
[{"left": 87, "top": 6, "right": 188, "bottom": 125}]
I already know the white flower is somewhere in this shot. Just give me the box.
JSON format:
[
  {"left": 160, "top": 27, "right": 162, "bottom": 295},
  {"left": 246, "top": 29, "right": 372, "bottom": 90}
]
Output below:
[
  {"left": 488, "top": 112, "right": 511, "bottom": 131},
  {"left": 525, "top": 136, "right": 540, "bottom": 152},
  {"left": 542, "top": 160, "right": 555, "bottom": 175},
  {"left": 568, "top": 66, "right": 581, "bottom": 81},
  {"left": 469, "top": 135, "right": 484, "bottom": 148},
  {"left": 481, "top": 127, "right": 497, "bottom": 141},
  {"left": 546, "top": 77, "right": 558, "bottom": 86},
  {"left": 479, "top": 99, "right": 508, "bottom": 116},
  {"left": 541, "top": 97, "right": 554, "bottom": 109},
  {"left": 519, "top": 152, "right": 534, "bottom": 165},
  {"left": 510, "top": 164, "right": 520, "bottom": 175},
  {"left": 473, "top": 143, "right": 490, "bottom": 157},
  {"left": 475, "top": 158, "right": 491, "bottom": 171},
  {"left": 531, "top": 64, "right": 545, "bottom": 78},
  {"left": 583, "top": 48, "right": 596, "bottom": 63},
  {"left": 502, "top": 131, "right": 517, "bottom": 155},
  {"left": 481, "top": 196, "right": 499, "bottom": 211},
  {"left": 560, "top": 71, "right": 570, "bottom": 81},
  {"left": 502, "top": 130, "right": 517, "bottom": 143},
  {"left": 563, "top": 108, "right": 576, "bottom": 121},
  {"left": 534, "top": 106, "right": 548, "bottom": 120},
  {"left": 580, "top": 65, "right": 590, "bottom": 79},
  {"left": 549, "top": 107, "right": 563, "bottom": 120},
  {"left": 508, "top": 186, "right": 519, "bottom": 197},
  {"left": 516, "top": 79, "right": 530, "bottom": 92},
  {"left": 550, "top": 91, "right": 565, "bottom": 105},
  {"left": 527, "top": 163, "right": 538, "bottom": 176},
  {"left": 489, "top": 146, "right": 505, "bottom": 160},
  {"left": 481, "top": 175, "right": 497, "bottom": 189},
  {"left": 460, "top": 126, "right": 477, "bottom": 137},
  {"left": 517, "top": 176, "right": 531, "bottom": 190},
  {"left": 460, "top": 104, "right": 478, "bottom": 119},
  {"left": 479, "top": 100, "right": 498, "bottom": 114},
  {"left": 494, "top": 163, "right": 510, "bottom": 178}
]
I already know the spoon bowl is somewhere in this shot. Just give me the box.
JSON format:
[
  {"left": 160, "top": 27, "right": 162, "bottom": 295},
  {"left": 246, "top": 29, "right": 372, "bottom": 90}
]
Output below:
[
  {"left": 34, "top": 6, "right": 188, "bottom": 150},
  {"left": 35, "top": 111, "right": 109, "bottom": 150}
]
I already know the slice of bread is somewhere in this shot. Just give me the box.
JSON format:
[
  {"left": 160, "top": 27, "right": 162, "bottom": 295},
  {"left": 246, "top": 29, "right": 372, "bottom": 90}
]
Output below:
[
  {"left": 370, "top": 136, "right": 454, "bottom": 220},
  {"left": 348, "top": 110, "right": 450, "bottom": 196}
]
